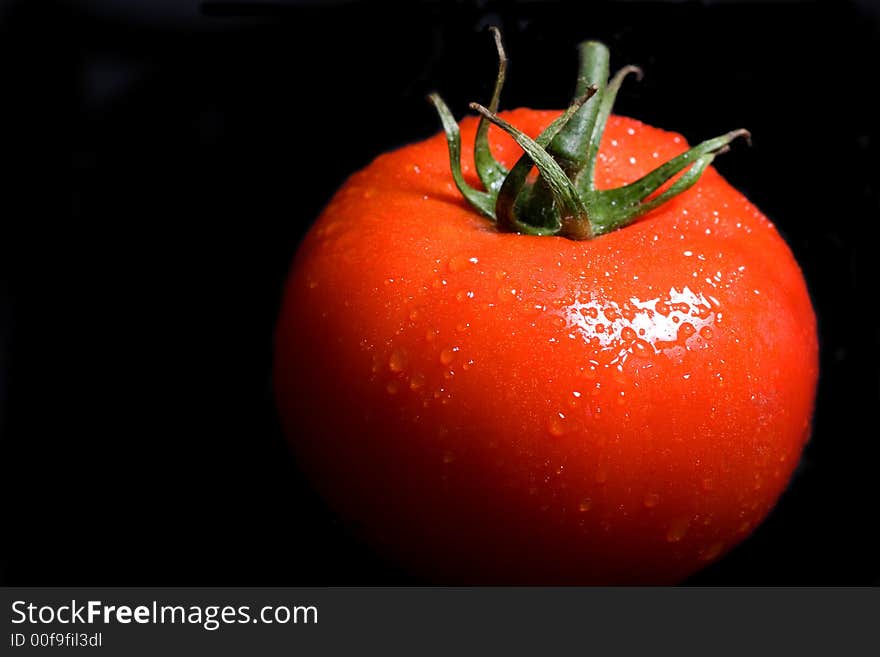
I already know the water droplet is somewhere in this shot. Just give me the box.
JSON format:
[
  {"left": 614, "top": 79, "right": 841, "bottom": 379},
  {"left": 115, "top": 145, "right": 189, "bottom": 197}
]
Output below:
[
  {"left": 448, "top": 255, "right": 476, "bottom": 273},
  {"left": 462, "top": 359, "right": 474, "bottom": 371},
  {"left": 699, "top": 326, "right": 713, "bottom": 340},
  {"left": 643, "top": 492, "right": 660, "bottom": 508},
  {"left": 632, "top": 338, "right": 654, "bottom": 357},
  {"left": 578, "top": 498, "right": 593, "bottom": 512},
  {"left": 409, "top": 372, "right": 425, "bottom": 390},
  {"left": 388, "top": 348, "right": 407, "bottom": 373},
  {"left": 409, "top": 309, "right": 421, "bottom": 322},
  {"left": 666, "top": 517, "right": 690, "bottom": 543},
  {"left": 547, "top": 412, "right": 567, "bottom": 436},
  {"left": 425, "top": 328, "right": 438, "bottom": 342},
  {"left": 678, "top": 322, "right": 696, "bottom": 340},
  {"left": 439, "top": 346, "right": 458, "bottom": 365},
  {"left": 386, "top": 380, "right": 400, "bottom": 395},
  {"left": 413, "top": 165, "right": 421, "bottom": 174},
  {"left": 629, "top": 156, "right": 637, "bottom": 165},
  {"left": 456, "top": 321, "right": 470, "bottom": 333}
]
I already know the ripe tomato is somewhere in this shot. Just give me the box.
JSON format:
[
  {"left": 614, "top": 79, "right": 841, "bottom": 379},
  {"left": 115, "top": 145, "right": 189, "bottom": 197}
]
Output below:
[{"left": 274, "top": 40, "right": 817, "bottom": 584}]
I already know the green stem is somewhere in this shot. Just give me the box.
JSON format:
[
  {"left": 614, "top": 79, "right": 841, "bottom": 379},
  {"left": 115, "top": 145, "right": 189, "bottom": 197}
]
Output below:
[
  {"left": 520, "top": 42, "right": 608, "bottom": 229},
  {"left": 473, "top": 27, "right": 509, "bottom": 194},
  {"left": 586, "top": 129, "right": 751, "bottom": 236},
  {"left": 427, "top": 93, "right": 496, "bottom": 218},
  {"left": 470, "top": 102, "right": 589, "bottom": 232},
  {"left": 547, "top": 41, "right": 609, "bottom": 177},
  {"left": 428, "top": 30, "right": 750, "bottom": 240},
  {"left": 578, "top": 64, "right": 643, "bottom": 193},
  {"left": 486, "top": 88, "right": 597, "bottom": 235}
]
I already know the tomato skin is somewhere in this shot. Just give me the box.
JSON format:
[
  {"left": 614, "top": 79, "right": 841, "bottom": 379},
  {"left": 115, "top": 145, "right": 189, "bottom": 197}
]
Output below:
[{"left": 274, "top": 110, "right": 818, "bottom": 584}]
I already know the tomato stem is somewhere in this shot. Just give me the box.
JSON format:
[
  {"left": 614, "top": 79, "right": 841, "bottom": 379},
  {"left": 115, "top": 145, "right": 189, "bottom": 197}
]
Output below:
[
  {"left": 472, "top": 92, "right": 595, "bottom": 237},
  {"left": 486, "top": 89, "right": 597, "bottom": 237},
  {"left": 548, "top": 41, "right": 610, "bottom": 177},
  {"left": 473, "top": 27, "right": 509, "bottom": 194},
  {"left": 427, "top": 92, "right": 496, "bottom": 217},
  {"left": 578, "top": 64, "right": 643, "bottom": 194},
  {"left": 429, "top": 29, "right": 750, "bottom": 240}
]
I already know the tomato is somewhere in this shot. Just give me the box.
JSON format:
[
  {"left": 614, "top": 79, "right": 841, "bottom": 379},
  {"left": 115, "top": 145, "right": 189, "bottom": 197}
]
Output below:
[{"left": 273, "top": 39, "right": 817, "bottom": 584}]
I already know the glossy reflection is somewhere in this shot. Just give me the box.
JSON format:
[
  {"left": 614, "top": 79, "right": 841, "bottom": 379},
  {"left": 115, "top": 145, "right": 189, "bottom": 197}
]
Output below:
[{"left": 559, "top": 286, "right": 719, "bottom": 365}]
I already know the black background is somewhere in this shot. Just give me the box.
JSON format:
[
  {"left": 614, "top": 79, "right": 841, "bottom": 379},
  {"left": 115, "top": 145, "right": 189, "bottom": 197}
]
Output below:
[{"left": 1, "top": 0, "right": 878, "bottom": 585}]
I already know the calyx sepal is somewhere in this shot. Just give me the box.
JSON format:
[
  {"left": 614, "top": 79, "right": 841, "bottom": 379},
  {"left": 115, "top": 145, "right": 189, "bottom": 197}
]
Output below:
[{"left": 429, "top": 29, "right": 750, "bottom": 240}]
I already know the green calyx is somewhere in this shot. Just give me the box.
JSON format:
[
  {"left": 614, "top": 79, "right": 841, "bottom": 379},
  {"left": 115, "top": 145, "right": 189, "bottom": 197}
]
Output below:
[{"left": 428, "top": 29, "right": 750, "bottom": 240}]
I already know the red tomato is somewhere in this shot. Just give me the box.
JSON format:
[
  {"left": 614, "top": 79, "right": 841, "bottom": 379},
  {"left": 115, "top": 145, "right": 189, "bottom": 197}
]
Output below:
[{"left": 274, "top": 101, "right": 817, "bottom": 583}]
